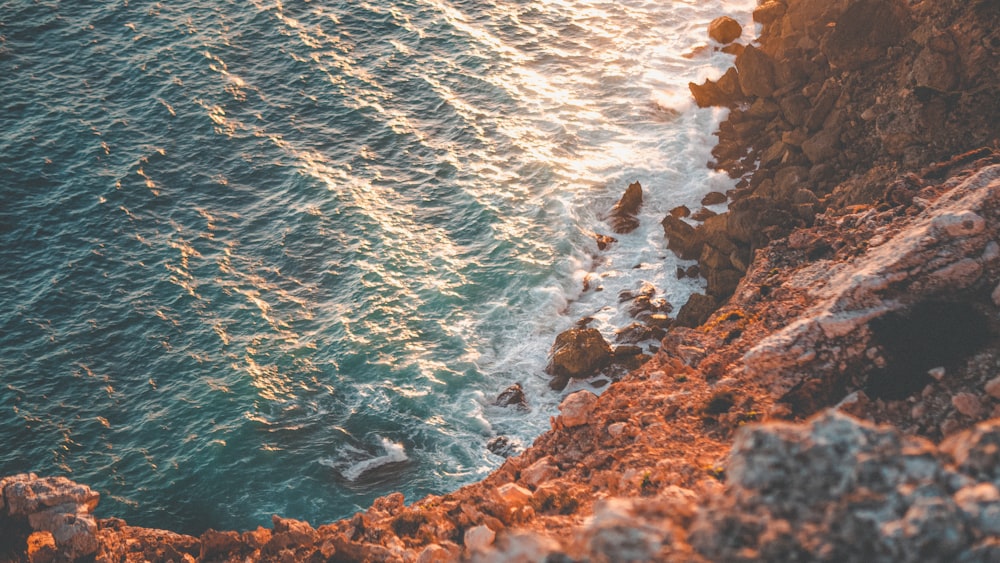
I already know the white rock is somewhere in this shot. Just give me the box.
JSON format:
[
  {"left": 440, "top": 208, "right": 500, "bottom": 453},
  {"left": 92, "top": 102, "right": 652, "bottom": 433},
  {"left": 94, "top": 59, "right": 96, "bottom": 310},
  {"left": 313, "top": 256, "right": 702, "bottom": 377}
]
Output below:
[
  {"left": 464, "top": 525, "right": 496, "bottom": 552},
  {"left": 928, "top": 367, "right": 946, "bottom": 381},
  {"left": 559, "top": 390, "right": 598, "bottom": 428}
]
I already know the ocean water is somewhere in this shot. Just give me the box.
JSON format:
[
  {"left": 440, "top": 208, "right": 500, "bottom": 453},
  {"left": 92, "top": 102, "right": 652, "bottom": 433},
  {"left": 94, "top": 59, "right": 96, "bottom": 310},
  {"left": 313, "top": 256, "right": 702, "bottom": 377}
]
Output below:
[{"left": 0, "top": 0, "right": 752, "bottom": 533}]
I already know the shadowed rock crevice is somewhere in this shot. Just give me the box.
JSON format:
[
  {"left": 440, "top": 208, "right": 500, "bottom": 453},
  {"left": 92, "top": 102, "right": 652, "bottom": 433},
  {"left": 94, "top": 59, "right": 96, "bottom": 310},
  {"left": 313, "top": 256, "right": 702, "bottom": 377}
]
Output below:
[{"left": 866, "top": 300, "right": 992, "bottom": 400}]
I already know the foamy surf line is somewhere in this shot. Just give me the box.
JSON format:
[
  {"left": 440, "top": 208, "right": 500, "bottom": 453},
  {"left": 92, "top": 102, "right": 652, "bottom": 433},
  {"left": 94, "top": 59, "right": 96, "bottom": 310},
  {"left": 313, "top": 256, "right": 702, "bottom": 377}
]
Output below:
[{"left": 320, "top": 437, "right": 410, "bottom": 482}]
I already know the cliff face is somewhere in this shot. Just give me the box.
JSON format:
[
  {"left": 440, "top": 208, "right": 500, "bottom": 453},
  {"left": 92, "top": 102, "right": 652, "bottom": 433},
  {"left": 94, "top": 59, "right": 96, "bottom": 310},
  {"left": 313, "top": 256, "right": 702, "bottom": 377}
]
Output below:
[{"left": 4, "top": 1, "right": 1000, "bottom": 561}]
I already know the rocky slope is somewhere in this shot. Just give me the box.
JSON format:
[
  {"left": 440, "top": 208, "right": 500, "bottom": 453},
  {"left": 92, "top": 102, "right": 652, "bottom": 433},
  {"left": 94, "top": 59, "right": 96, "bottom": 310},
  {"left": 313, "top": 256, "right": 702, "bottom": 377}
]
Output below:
[{"left": 3, "top": 0, "right": 1000, "bottom": 561}]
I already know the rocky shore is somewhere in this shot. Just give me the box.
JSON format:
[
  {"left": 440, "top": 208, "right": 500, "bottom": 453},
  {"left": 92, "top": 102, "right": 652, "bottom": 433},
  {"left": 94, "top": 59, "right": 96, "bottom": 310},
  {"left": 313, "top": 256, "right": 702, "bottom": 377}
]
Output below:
[{"left": 4, "top": 0, "right": 1000, "bottom": 561}]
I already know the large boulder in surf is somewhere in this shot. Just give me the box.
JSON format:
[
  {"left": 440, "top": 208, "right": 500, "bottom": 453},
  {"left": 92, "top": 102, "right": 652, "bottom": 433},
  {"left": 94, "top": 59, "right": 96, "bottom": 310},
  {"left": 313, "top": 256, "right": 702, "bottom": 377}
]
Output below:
[
  {"left": 708, "top": 16, "right": 743, "bottom": 45},
  {"left": 610, "top": 181, "right": 643, "bottom": 234},
  {"left": 546, "top": 328, "right": 613, "bottom": 380}
]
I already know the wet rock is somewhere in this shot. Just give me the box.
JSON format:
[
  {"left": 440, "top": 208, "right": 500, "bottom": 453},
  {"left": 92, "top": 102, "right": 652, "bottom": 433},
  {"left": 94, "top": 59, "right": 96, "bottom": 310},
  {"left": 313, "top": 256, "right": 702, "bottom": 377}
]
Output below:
[
  {"left": 701, "top": 191, "right": 727, "bottom": 206},
  {"left": 984, "top": 376, "right": 1000, "bottom": 400},
  {"left": 661, "top": 215, "right": 704, "bottom": 260},
  {"left": 546, "top": 328, "right": 613, "bottom": 380},
  {"left": 708, "top": 17, "right": 742, "bottom": 45},
  {"left": 487, "top": 436, "right": 519, "bottom": 458},
  {"left": 689, "top": 67, "right": 743, "bottom": 108},
  {"left": 559, "top": 390, "right": 598, "bottom": 428},
  {"left": 670, "top": 205, "right": 691, "bottom": 218},
  {"left": 594, "top": 233, "right": 617, "bottom": 251},
  {"left": 691, "top": 208, "right": 717, "bottom": 221},
  {"left": 610, "top": 181, "right": 643, "bottom": 234},
  {"left": 494, "top": 383, "right": 528, "bottom": 411}
]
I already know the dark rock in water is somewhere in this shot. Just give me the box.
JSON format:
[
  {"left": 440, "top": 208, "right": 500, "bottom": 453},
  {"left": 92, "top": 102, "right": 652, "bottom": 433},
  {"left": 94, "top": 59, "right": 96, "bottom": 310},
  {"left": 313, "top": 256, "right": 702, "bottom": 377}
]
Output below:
[
  {"left": 708, "top": 16, "right": 743, "bottom": 45},
  {"left": 661, "top": 215, "right": 704, "bottom": 260},
  {"left": 494, "top": 383, "right": 528, "bottom": 411},
  {"left": 610, "top": 181, "right": 643, "bottom": 234},
  {"left": 701, "top": 191, "right": 728, "bottom": 206},
  {"left": 486, "top": 436, "right": 520, "bottom": 458},
  {"left": 670, "top": 205, "right": 691, "bottom": 218},
  {"left": 691, "top": 207, "right": 717, "bottom": 222},
  {"left": 689, "top": 67, "right": 743, "bottom": 108},
  {"left": 675, "top": 293, "right": 719, "bottom": 328},
  {"left": 548, "top": 374, "right": 570, "bottom": 392},
  {"left": 546, "top": 328, "right": 613, "bottom": 380},
  {"left": 594, "top": 233, "right": 617, "bottom": 251}
]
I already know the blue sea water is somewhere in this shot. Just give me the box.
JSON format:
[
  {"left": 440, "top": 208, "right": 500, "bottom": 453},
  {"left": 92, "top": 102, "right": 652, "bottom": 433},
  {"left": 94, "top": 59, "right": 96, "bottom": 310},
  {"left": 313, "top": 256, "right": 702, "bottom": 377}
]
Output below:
[{"left": 0, "top": 0, "right": 752, "bottom": 533}]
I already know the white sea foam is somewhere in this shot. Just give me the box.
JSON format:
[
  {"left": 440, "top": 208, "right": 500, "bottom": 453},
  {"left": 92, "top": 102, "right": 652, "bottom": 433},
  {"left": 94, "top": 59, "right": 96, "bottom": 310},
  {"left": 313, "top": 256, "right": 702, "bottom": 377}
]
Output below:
[{"left": 338, "top": 437, "right": 410, "bottom": 482}]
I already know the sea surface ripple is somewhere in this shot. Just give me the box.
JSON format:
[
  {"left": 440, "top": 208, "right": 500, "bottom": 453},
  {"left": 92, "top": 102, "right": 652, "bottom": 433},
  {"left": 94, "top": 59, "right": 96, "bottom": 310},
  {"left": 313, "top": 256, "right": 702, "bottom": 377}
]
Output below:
[{"left": 0, "top": 0, "right": 751, "bottom": 532}]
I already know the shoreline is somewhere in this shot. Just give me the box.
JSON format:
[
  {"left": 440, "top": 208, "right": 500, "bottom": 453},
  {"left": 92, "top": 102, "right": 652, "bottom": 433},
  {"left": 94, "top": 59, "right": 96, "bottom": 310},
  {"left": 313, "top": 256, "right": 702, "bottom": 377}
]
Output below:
[{"left": 4, "top": 0, "right": 1000, "bottom": 560}]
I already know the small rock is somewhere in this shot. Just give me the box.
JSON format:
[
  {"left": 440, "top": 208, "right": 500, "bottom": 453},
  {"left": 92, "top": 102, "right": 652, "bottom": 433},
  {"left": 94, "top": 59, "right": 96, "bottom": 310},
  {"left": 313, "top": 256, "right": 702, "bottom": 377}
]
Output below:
[
  {"left": 487, "top": 436, "right": 519, "bottom": 458},
  {"left": 708, "top": 16, "right": 742, "bottom": 45},
  {"left": 559, "top": 390, "right": 598, "bottom": 428},
  {"left": 929, "top": 367, "right": 946, "bottom": 381},
  {"left": 494, "top": 383, "right": 528, "bottom": 410},
  {"left": 608, "top": 422, "right": 627, "bottom": 437},
  {"left": 595, "top": 233, "right": 617, "bottom": 251},
  {"left": 670, "top": 205, "right": 691, "bottom": 218},
  {"left": 464, "top": 525, "right": 495, "bottom": 552},
  {"left": 26, "top": 531, "right": 57, "bottom": 563},
  {"left": 521, "top": 458, "right": 559, "bottom": 489},
  {"left": 953, "top": 393, "right": 983, "bottom": 419},
  {"left": 701, "top": 191, "right": 727, "bottom": 206}
]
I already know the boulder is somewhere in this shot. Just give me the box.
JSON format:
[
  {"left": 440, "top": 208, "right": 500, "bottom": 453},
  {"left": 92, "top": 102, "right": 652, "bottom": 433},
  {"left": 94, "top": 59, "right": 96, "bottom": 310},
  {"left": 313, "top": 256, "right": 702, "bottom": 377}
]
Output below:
[
  {"left": 546, "top": 328, "right": 613, "bottom": 379},
  {"left": 661, "top": 216, "right": 704, "bottom": 260},
  {"left": 736, "top": 45, "right": 776, "bottom": 98},
  {"left": 701, "top": 191, "right": 727, "bottom": 206},
  {"left": 559, "top": 390, "right": 598, "bottom": 428},
  {"left": 610, "top": 181, "right": 643, "bottom": 234},
  {"left": 674, "top": 294, "right": 719, "bottom": 328},
  {"left": 494, "top": 383, "right": 528, "bottom": 410},
  {"left": 708, "top": 17, "right": 742, "bottom": 45}
]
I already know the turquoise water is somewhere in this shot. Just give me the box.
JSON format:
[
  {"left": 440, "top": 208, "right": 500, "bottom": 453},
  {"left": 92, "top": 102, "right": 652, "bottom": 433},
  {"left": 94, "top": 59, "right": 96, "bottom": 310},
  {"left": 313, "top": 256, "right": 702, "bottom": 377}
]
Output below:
[{"left": 0, "top": 0, "right": 750, "bottom": 533}]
